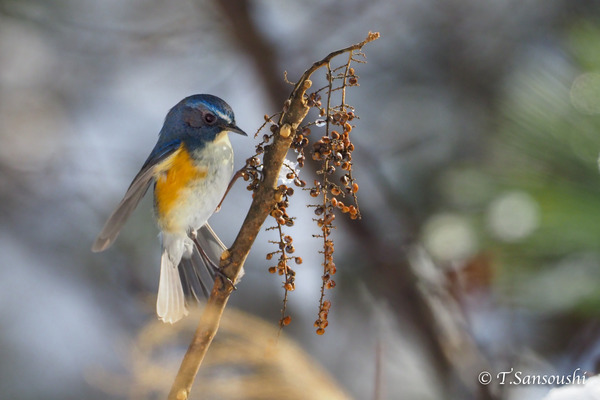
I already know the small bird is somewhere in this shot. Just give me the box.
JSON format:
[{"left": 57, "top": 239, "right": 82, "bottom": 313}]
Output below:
[{"left": 92, "top": 94, "right": 247, "bottom": 323}]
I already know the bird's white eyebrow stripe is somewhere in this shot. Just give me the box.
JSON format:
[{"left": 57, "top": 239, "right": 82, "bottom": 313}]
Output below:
[{"left": 205, "top": 104, "right": 231, "bottom": 124}]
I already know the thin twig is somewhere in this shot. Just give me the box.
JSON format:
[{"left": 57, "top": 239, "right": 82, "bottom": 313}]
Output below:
[{"left": 167, "top": 32, "right": 379, "bottom": 400}]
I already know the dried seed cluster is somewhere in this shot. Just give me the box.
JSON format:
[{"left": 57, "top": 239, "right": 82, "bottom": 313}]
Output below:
[
  {"left": 239, "top": 113, "right": 286, "bottom": 192},
  {"left": 291, "top": 126, "right": 310, "bottom": 169},
  {"left": 347, "top": 67, "right": 359, "bottom": 86},
  {"left": 241, "top": 155, "right": 262, "bottom": 191},
  {"left": 243, "top": 53, "right": 365, "bottom": 335},
  {"left": 266, "top": 184, "right": 302, "bottom": 329},
  {"left": 245, "top": 113, "right": 311, "bottom": 331},
  {"left": 315, "top": 299, "right": 331, "bottom": 335},
  {"left": 310, "top": 116, "right": 360, "bottom": 221},
  {"left": 304, "top": 63, "right": 362, "bottom": 334}
]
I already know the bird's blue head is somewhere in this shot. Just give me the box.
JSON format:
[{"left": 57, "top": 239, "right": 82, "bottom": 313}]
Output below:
[{"left": 158, "top": 94, "right": 247, "bottom": 147}]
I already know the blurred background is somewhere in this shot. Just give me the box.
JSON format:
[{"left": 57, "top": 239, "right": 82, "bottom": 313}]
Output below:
[{"left": 2, "top": 0, "right": 600, "bottom": 399}]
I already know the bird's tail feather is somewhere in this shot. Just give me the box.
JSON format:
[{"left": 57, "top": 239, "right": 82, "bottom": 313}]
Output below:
[
  {"left": 157, "top": 249, "right": 189, "bottom": 324},
  {"left": 197, "top": 223, "right": 227, "bottom": 256},
  {"left": 195, "top": 223, "right": 245, "bottom": 285},
  {"left": 179, "top": 248, "right": 212, "bottom": 301},
  {"left": 177, "top": 223, "right": 226, "bottom": 304},
  {"left": 157, "top": 224, "right": 233, "bottom": 324}
]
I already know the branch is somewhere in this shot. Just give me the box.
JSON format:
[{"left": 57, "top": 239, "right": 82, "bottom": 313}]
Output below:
[{"left": 167, "top": 32, "right": 379, "bottom": 400}]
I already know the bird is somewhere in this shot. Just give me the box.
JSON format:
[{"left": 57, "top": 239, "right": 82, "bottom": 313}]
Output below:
[{"left": 92, "top": 94, "right": 247, "bottom": 323}]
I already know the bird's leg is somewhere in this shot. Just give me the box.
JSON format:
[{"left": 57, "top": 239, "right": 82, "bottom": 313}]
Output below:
[{"left": 189, "top": 230, "right": 237, "bottom": 290}]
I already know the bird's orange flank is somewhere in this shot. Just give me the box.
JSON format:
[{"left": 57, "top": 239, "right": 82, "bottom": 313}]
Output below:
[{"left": 154, "top": 143, "right": 207, "bottom": 226}]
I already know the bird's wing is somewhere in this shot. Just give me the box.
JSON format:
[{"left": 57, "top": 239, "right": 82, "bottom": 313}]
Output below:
[{"left": 91, "top": 139, "right": 182, "bottom": 252}]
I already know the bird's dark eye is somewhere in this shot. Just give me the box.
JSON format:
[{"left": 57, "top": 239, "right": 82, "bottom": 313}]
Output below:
[{"left": 203, "top": 113, "right": 217, "bottom": 125}]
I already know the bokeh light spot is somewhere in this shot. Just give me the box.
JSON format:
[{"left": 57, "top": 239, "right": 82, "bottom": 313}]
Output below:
[
  {"left": 423, "top": 213, "right": 477, "bottom": 262},
  {"left": 486, "top": 191, "right": 539, "bottom": 242},
  {"left": 570, "top": 72, "right": 600, "bottom": 114}
]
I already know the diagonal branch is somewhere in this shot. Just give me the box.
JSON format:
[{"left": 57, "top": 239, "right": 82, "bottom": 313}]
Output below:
[{"left": 167, "top": 32, "right": 379, "bottom": 400}]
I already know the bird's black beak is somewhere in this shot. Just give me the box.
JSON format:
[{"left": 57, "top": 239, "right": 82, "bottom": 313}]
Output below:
[{"left": 227, "top": 123, "right": 248, "bottom": 136}]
